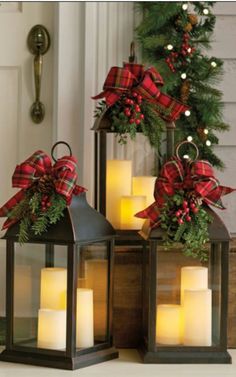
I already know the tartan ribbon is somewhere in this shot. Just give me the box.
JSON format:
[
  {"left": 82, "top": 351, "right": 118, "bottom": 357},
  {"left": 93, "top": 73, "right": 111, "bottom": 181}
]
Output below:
[
  {"left": 136, "top": 156, "right": 235, "bottom": 228},
  {"left": 0, "top": 150, "right": 86, "bottom": 230},
  {"left": 92, "top": 62, "right": 189, "bottom": 122}
]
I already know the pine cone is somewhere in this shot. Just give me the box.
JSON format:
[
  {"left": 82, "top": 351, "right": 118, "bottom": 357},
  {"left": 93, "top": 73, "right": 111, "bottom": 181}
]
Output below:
[
  {"left": 184, "top": 23, "right": 193, "bottom": 32},
  {"left": 37, "top": 175, "right": 55, "bottom": 194},
  {"left": 188, "top": 13, "right": 198, "bottom": 26},
  {"left": 197, "top": 128, "right": 208, "bottom": 141},
  {"left": 180, "top": 80, "right": 191, "bottom": 102}
]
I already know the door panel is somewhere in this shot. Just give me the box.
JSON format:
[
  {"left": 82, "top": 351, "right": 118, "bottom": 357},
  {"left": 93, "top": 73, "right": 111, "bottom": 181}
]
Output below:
[{"left": 0, "top": 2, "right": 55, "bottom": 333}]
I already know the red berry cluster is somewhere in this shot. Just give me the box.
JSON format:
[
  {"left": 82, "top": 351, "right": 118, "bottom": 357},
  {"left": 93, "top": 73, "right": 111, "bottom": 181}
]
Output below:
[
  {"left": 41, "top": 195, "right": 52, "bottom": 212},
  {"left": 181, "top": 33, "right": 195, "bottom": 57},
  {"left": 175, "top": 199, "right": 199, "bottom": 225},
  {"left": 165, "top": 33, "right": 195, "bottom": 72},
  {"left": 123, "top": 91, "right": 145, "bottom": 125},
  {"left": 165, "top": 52, "right": 178, "bottom": 72}
]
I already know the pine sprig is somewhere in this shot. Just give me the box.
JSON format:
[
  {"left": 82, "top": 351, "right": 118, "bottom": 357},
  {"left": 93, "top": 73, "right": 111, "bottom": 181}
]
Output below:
[
  {"left": 8, "top": 191, "right": 67, "bottom": 243},
  {"left": 159, "top": 190, "right": 213, "bottom": 261}
]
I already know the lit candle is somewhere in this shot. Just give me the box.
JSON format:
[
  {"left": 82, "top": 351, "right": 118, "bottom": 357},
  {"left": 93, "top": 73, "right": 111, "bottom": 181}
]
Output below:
[
  {"left": 106, "top": 160, "right": 132, "bottom": 229},
  {"left": 76, "top": 288, "right": 94, "bottom": 348},
  {"left": 132, "top": 176, "right": 156, "bottom": 206},
  {"left": 120, "top": 195, "right": 146, "bottom": 230},
  {"left": 40, "top": 267, "right": 67, "bottom": 310},
  {"left": 156, "top": 304, "right": 182, "bottom": 345},
  {"left": 181, "top": 266, "right": 208, "bottom": 304},
  {"left": 38, "top": 309, "right": 66, "bottom": 350},
  {"left": 183, "top": 289, "right": 212, "bottom": 346}
]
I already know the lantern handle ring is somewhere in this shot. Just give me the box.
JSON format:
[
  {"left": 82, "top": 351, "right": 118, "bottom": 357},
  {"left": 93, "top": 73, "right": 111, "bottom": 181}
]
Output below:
[
  {"left": 175, "top": 140, "right": 199, "bottom": 161},
  {"left": 51, "top": 141, "right": 72, "bottom": 162}
]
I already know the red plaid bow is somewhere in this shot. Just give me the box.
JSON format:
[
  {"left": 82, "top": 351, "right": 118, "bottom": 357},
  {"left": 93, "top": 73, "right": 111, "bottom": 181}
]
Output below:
[
  {"left": 0, "top": 150, "right": 86, "bottom": 230},
  {"left": 136, "top": 156, "right": 235, "bottom": 228},
  {"left": 92, "top": 63, "right": 189, "bottom": 122}
]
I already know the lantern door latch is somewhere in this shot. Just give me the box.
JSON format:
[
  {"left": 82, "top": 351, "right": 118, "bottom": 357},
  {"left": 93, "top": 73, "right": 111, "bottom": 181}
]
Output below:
[{"left": 27, "top": 25, "right": 50, "bottom": 124}]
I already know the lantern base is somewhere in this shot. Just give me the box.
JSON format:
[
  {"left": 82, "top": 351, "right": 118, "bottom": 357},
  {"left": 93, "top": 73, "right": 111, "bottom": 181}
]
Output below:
[
  {"left": 139, "top": 346, "right": 232, "bottom": 364},
  {"left": 0, "top": 346, "right": 119, "bottom": 370}
]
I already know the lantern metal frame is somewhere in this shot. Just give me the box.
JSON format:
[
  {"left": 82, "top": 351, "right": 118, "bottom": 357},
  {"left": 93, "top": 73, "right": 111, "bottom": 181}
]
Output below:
[
  {"left": 139, "top": 207, "right": 232, "bottom": 364},
  {"left": 0, "top": 193, "right": 118, "bottom": 370}
]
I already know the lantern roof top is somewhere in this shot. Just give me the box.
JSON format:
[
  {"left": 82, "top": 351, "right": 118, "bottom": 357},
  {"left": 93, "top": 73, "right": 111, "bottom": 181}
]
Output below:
[
  {"left": 140, "top": 206, "right": 231, "bottom": 242},
  {"left": 2, "top": 193, "right": 115, "bottom": 244}
]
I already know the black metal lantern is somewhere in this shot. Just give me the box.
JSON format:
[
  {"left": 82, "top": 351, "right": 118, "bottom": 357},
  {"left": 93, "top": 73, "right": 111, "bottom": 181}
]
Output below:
[
  {"left": 139, "top": 207, "right": 232, "bottom": 364},
  {"left": 0, "top": 193, "right": 118, "bottom": 370}
]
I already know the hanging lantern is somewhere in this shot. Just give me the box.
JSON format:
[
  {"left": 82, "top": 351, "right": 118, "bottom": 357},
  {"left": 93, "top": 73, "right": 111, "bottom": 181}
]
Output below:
[{"left": 0, "top": 142, "right": 118, "bottom": 370}]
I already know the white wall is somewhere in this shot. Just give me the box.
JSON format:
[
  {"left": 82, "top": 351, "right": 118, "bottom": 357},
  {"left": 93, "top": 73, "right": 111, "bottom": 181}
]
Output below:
[
  {"left": 55, "top": 2, "right": 135, "bottom": 203},
  {"left": 211, "top": 2, "right": 236, "bottom": 235}
]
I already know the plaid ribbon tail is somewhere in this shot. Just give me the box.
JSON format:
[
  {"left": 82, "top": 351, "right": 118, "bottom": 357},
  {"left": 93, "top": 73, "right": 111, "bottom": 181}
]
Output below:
[{"left": 135, "top": 202, "right": 160, "bottom": 225}]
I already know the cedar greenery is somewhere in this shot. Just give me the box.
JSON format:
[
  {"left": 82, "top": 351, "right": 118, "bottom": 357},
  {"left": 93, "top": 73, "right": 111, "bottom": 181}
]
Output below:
[
  {"left": 8, "top": 191, "right": 67, "bottom": 244},
  {"left": 136, "top": 1, "right": 229, "bottom": 168},
  {"left": 160, "top": 190, "right": 213, "bottom": 261}
]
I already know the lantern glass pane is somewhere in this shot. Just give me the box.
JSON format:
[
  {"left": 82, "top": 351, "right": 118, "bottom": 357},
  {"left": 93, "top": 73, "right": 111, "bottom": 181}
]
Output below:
[
  {"left": 155, "top": 245, "right": 222, "bottom": 348},
  {"left": 13, "top": 243, "right": 68, "bottom": 351},
  {"left": 76, "top": 242, "right": 109, "bottom": 350}
]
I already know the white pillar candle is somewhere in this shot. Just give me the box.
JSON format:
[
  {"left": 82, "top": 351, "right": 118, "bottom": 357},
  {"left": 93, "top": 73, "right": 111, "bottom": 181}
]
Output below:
[
  {"left": 181, "top": 266, "right": 208, "bottom": 304},
  {"left": 76, "top": 288, "right": 94, "bottom": 348},
  {"left": 106, "top": 160, "right": 132, "bottom": 229},
  {"left": 183, "top": 289, "right": 212, "bottom": 346},
  {"left": 132, "top": 176, "right": 156, "bottom": 206},
  {"left": 14, "top": 265, "right": 32, "bottom": 317},
  {"left": 156, "top": 304, "right": 182, "bottom": 345},
  {"left": 120, "top": 195, "right": 146, "bottom": 230},
  {"left": 38, "top": 309, "right": 66, "bottom": 350},
  {"left": 40, "top": 267, "right": 67, "bottom": 310}
]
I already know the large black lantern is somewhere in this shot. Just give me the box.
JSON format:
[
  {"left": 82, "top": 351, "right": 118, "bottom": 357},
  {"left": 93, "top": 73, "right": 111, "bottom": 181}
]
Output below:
[
  {"left": 139, "top": 208, "right": 232, "bottom": 364},
  {"left": 0, "top": 193, "right": 118, "bottom": 370}
]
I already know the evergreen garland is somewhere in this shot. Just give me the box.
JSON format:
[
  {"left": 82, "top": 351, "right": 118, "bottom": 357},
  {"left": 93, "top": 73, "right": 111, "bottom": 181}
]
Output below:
[{"left": 136, "top": 1, "right": 229, "bottom": 169}]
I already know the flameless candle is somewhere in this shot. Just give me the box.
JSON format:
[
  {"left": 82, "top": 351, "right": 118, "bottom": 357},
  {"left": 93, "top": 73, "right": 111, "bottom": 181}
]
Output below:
[
  {"left": 76, "top": 288, "right": 94, "bottom": 348},
  {"left": 132, "top": 176, "right": 156, "bottom": 206},
  {"left": 120, "top": 195, "right": 146, "bottom": 230},
  {"left": 156, "top": 304, "right": 182, "bottom": 345},
  {"left": 183, "top": 289, "right": 212, "bottom": 346},
  {"left": 38, "top": 309, "right": 66, "bottom": 350},
  {"left": 40, "top": 267, "right": 67, "bottom": 310},
  {"left": 106, "top": 160, "right": 132, "bottom": 228},
  {"left": 181, "top": 266, "right": 208, "bottom": 304}
]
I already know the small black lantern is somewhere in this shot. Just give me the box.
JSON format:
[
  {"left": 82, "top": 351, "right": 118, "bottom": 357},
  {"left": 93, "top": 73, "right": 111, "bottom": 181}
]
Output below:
[
  {"left": 0, "top": 193, "right": 118, "bottom": 370},
  {"left": 139, "top": 208, "right": 232, "bottom": 364}
]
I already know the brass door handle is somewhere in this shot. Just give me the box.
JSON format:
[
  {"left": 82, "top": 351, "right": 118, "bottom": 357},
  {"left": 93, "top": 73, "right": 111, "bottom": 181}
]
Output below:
[{"left": 27, "top": 25, "right": 50, "bottom": 124}]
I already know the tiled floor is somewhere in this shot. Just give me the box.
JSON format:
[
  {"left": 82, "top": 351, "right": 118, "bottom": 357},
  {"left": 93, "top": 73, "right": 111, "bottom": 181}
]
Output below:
[{"left": 0, "top": 349, "right": 236, "bottom": 377}]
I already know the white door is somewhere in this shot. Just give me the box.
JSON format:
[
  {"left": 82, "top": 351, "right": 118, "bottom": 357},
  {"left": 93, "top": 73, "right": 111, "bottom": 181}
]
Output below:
[{"left": 0, "top": 2, "right": 54, "bottom": 319}]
